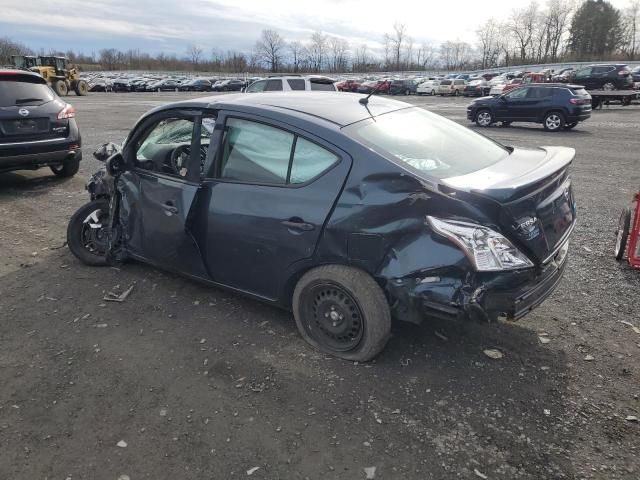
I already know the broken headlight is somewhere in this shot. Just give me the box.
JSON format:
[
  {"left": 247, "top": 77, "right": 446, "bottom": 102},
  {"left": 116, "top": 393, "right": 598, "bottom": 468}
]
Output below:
[{"left": 427, "top": 216, "right": 534, "bottom": 271}]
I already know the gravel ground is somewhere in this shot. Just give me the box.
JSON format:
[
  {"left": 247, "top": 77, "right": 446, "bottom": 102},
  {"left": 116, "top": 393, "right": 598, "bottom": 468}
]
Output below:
[{"left": 0, "top": 92, "right": 639, "bottom": 480}]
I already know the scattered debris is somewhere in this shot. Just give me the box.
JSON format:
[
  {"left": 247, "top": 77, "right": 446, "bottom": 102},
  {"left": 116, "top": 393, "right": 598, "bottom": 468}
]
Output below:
[
  {"left": 474, "top": 468, "right": 488, "bottom": 479},
  {"left": 620, "top": 320, "right": 640, "bottom": 335},
  {"left": 434, "top": 331, "right": 448, "bottom": 341},
  {"left": 364, "top": 466, "right": 377, "bottom": 479},
  {"left": 543, "top": 409, "right": 551, "bottom": 416},
  {"left": 247, "top": 466, "right": 260, "bottom": 476},
  {"left": 116, "top": 440, "right": 127, "bottom": 448},
  {"left": 582, "top": 246, "right": 592, "bottom": 253},
  {"left": 159, "top": 408, "right": 168, "bottom": 417},
  {"left": 625, "top": 415, "right": 638, "bottom": 422},
  {"left": 538, "top": 334, "right": 551, "bottom": 344},
  {"left": 584, "top": 355, "right": 594, "bottom": 361},
  {"left": 483, "top": 349, "right": 503, "bottom": 360},
  {"left": 117, "top": 475, "right": 130, "bottom": 480},
  {"left": 104, "top": 284, "right": 135, "bottom": 303}
]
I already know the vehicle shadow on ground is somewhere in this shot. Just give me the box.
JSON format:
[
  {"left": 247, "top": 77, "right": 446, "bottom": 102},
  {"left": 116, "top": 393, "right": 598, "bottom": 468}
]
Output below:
[
  {"left": 0, "top": 170, "right": 73, "bottom": 197},
  {"left": 0, "top": 253, "right": 576, "bottom": 479}
]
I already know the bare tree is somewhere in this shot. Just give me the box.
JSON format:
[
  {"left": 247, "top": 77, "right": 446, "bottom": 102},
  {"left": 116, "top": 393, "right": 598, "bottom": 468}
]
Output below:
[
  {"left": 386, "top": 23, "right": 407, "bottom": 70},
  {"left": 476, "top": 19, "right": 501, "bottom": 68},
  {"left": 255, "top": 29, "right": 286, "bottom": 72},
  {"left": 186, "top": 44, "right": 203, "bottom": 68},
  {"left": 0, "top": 37, "right": 32, "bottom": 65},
  {"left": 308, "top": 31, "right": 328, "bottom": 72},
  {"left": 353, "top": 44, "right": 369, "bottom": 71},
  {"left": 509, "top": 1, "right": 539, "bottom": 62},
  {"left": 621, "top": 0, "right": 640, "bottom": 58},
  {"left": 404, "top": 36, "right": 414, "bottom": 69},
  {"left": 327, "top": 36, "right": 349, "bottom": 72},
  {"left": 289, "top": 41, "right": 306, "bottom": 72}
]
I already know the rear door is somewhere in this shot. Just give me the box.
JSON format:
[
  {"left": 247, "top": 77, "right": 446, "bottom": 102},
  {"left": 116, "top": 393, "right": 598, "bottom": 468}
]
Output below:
[
  {"left": 193, "top": 112, "right": 351, "bottom": 300},
  {"left": 520, "top": 86, "right": 553, "bottom": 120}
]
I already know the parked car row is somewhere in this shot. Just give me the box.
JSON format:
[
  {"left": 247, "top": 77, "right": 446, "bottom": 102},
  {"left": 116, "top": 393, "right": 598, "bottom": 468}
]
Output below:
[{"left": 83, "top": 73, "right": 259, "bottom": 93}]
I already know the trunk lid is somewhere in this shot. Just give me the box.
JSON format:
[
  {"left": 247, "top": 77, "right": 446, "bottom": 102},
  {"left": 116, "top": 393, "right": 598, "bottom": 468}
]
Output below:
[
  {"left": 0, "top": 99, "right": 68, "bottom": 143},
  {"left": 441, "top": 146, "right": 576, "bottom": 264}
]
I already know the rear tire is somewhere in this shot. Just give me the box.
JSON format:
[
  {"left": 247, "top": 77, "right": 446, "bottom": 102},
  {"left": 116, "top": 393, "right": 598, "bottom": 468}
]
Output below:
[
  {"left": 292, "top": 265, "right": 391, "bottom": 362},
  {"left": 543, "top": 111, "right": 565, "bottom": 132},
  {"left": 74, "top": 80, "right": 89, "bottom": 96},
  {"left": 53, "top": 80, "right": 68, "bottom": 96},
  {"left": 67, "top": 199, "right": 111, "bottom": 266},
  {"left": 615, "top": 208, "right": 631, "bottom": 261},
  {"left": 50, "top": 157, "right": 80, "bottom": 177}
]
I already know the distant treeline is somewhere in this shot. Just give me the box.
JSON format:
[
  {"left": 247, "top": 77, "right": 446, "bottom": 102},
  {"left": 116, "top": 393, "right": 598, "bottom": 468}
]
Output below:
[{"left": 2, "top": 0, "right": 639, "bottom": 73}]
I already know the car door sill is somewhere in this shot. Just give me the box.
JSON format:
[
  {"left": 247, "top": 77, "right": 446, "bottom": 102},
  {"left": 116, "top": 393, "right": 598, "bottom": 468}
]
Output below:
[{"left": 127, "top": 251, "right": 281, "bottom": 305}]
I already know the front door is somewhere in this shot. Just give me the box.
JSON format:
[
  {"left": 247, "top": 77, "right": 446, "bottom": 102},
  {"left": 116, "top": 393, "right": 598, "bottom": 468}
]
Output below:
[
  {"left": 118, "top": 110, "right": 213, "bottom": 278},
  {"left": 193, "top": 113, "right": 351, "bottom": 300},
  {"left": 498, "top": 87, "right": 530, "bottom": 120}
]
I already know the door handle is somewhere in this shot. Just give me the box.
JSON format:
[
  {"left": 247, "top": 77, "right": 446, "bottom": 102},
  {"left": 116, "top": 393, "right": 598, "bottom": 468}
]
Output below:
[
  {"left": 282, "top": 218, "right": 314, "bottom": 232},
  {"left": 162, "top": 201, "right": 178, "bottom": 215}
]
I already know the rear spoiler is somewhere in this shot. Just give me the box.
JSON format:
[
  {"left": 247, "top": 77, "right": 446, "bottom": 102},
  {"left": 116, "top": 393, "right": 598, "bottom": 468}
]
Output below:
[{"left": 0, "top": 70, "right": 47, "bottom": 84}]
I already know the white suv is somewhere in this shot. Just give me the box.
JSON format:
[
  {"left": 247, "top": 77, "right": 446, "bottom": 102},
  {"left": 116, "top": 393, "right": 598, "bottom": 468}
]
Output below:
[{"left": 246, "top": 76, "right": 337, "bottom": 93}]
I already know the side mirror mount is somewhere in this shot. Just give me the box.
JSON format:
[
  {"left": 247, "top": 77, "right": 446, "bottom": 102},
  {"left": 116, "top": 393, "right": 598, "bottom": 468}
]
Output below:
[
  {"left": 105, "top": 152, "right": 125, "bottom": 176},
  {"left": 499, "top": 95, "right": 507, "bottom": 101},
  {"left": 93, "top": 142, "right": 121, "bottom": 162}
]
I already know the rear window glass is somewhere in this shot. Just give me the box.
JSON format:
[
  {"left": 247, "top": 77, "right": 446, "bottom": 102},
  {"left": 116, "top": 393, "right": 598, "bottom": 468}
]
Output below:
[
  {"left": 571, "top": 88, "right": 589, "bottom": 96},
  {"left": 440, "top": 80, "right": 452, "bottom": 85},
  {"left": 344, "top": 108, "right": 509, "bottom": 180},
  {"left": 310, "top": 82, "right": 335, "bottom": 91},
  {"left": 0, "top": 79, "right": 55, "bottom": 107},
  {"left": 287, "top": 79, "right": 305, "bottom": 90}
]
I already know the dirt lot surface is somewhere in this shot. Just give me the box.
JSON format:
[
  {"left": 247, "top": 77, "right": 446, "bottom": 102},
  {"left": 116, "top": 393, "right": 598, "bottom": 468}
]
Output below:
[{"left": 1, "top": 92, "right": 639, "bottom": 480}]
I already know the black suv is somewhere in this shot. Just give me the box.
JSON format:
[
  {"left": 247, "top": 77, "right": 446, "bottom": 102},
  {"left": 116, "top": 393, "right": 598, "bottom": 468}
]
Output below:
[
  {"left": 0, "top": 70, "right": 82, "bottom": 176},
  {"left": 570, "top": 64, "right": 633, "bottom": 90},
  {"left": 467, "top": 83, "right": 592, "bottom": 132},
  {"left": 389, "top": 79, "right": 418, "bottom": 95}
]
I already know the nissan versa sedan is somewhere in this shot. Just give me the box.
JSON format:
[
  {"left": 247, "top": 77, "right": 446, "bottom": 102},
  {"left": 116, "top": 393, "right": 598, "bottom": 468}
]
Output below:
[{"left": 67, "top": 92, "right": 576, "bottom": 361}]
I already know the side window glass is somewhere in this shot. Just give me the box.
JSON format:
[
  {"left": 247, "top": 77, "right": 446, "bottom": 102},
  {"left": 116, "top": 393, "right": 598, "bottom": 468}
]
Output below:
[
  {"left": 287, "top": 79, "right": 306, "bottom": 90},
  {"left": 219, "top": 118, "right": 293, "bottom": 184},
  {"left": 506, "top": 87, "right": 528, "bottom": 99},
  {"left": 290, "top": 137, "right": 339, "bottom": 184},
  {"left": 246, "top": 80, "right": 266, "bottom": 93},
  {"left": 575, "top": 67, "right": 591, "bottom": 77},
  {"left": 265, "top": 80, "right": 283, "bottom": 91},
  {"left": 135, "top": 118, "right": 195, "bottom": 178}
]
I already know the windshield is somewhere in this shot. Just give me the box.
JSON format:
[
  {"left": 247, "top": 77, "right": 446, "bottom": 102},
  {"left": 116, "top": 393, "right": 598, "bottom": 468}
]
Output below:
[
  {"left": 0, "top": 80, "right": 55, "bottom": 106},
  {"left": 343, "top": 108, "right": 509, "bottom": 180}
]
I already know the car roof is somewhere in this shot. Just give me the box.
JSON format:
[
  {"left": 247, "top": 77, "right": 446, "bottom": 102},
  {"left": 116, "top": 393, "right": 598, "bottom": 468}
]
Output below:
[
  {"left": 525, "top": 83, "right": 585, "bottom": 89},
  {"left": 152, "top": 92, "right": 411, "bottom": 127},
  {"left": 0, "top": 69, "right": 47, "bottom": 83}
]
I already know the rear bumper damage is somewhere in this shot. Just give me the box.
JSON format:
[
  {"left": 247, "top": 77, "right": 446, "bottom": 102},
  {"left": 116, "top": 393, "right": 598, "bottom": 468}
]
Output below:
[{"left": 386, "top": 242, "right": 569, "bottom": 324}]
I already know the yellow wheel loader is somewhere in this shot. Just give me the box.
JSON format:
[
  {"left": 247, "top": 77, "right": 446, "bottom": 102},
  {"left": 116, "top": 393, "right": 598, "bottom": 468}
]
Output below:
[{"left": 11, "top": 55, "right": 89, "bottom": 96}]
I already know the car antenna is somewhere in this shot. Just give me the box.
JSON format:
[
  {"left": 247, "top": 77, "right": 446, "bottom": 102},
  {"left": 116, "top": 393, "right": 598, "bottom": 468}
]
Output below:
[{"left": 359, "top": 80, "right": 385, "bottom": 105}]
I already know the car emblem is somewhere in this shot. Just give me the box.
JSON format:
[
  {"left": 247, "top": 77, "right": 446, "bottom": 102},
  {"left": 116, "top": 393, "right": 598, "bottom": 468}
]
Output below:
[
  {"left": 563, "top": 188, "right": 570, "bottom": 201},
  {"left": 18, "top": 108, "right": 30, "bottom": 117},
  {"left": 515, "top": 216, "right": 540, "bottom": 240}
]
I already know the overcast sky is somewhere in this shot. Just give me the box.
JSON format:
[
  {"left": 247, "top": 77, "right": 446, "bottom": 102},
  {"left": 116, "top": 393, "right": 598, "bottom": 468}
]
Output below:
[{"left": 0, "top": 0, "right": 633, "bottom": 57}]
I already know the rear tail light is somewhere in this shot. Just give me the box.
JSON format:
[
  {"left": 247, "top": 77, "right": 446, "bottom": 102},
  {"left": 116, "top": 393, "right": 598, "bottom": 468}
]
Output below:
[
  {"left": 57, "top": 104, "right": 75, "bottom": 119},
  {"left": 569, "top": 98, "right": 590, "bottom": 105}
]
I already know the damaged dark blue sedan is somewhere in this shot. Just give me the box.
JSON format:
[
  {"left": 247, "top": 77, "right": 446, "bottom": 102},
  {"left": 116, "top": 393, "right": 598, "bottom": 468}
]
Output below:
[{"left": 67, "top": 92, "right": 576, "bottom": 361}]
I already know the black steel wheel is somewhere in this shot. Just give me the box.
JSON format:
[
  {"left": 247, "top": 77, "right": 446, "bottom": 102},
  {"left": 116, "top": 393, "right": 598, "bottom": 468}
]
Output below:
[
  {"left": 67, "top": 199, "right": 111, "bottom": 266},
  {"left": 615, "top": 208, "right": 631, "bottom": 261},
  {"left": 293, "top": 265, "right": 391, "bottom": 361}
]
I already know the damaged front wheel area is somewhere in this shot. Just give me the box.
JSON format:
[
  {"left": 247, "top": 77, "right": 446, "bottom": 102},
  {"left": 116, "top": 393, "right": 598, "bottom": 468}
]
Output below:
[{"left": 67, "top": 199, "right": 111, "bottom": 266}]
